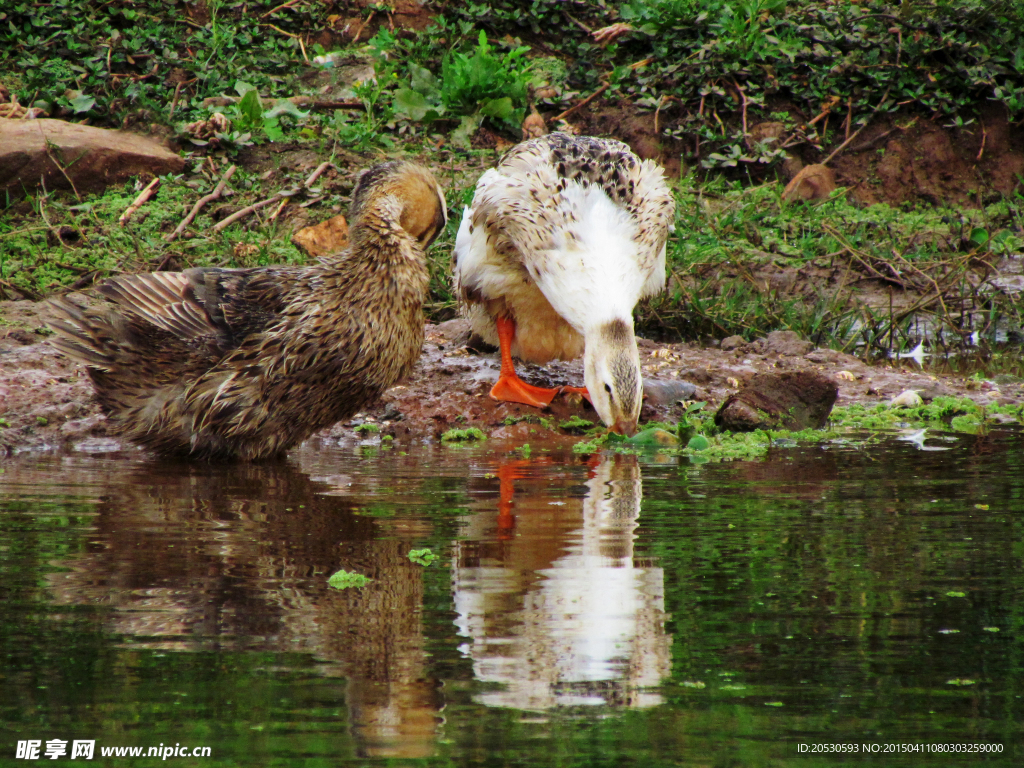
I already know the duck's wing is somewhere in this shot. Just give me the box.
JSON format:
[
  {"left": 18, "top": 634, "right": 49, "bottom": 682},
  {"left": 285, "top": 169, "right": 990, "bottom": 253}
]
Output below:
[{"left": 96, "top": 267, "right": 293, "bottom": 349}]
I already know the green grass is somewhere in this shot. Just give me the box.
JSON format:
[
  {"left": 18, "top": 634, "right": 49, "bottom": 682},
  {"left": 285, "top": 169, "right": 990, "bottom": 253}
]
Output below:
[
  {"left": 0, "top": 170, "right": 317, "bottom": 299},
  {"left": 2, "top": 0, "right": 1023, "bottom": 367},
  {"left": 641, "top": 177, "right": 1024, "bottom": 354},
  {"left": 5, "top": 163, "right": 1022, "bottom": 363}
]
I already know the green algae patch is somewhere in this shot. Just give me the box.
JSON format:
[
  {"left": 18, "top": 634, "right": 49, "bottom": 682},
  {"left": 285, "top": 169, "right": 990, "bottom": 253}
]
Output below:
[
  {"left": 558, "top": 415, "right": 596, "bottom": 434},
  {"left": 441, "top": 427, "right": 487, "bottom": 443},
  {"left": 327, "top": 570, "right": 372, "bottom": 590},
  {"left": 568, "top": 395, "right": 1024, "bottom": 462},
  {"left": 408, "top": 548, "right": 439, "bottom": 566},
  {"left": 830, "top": 397, "right": 1022, "bottom": 433}
]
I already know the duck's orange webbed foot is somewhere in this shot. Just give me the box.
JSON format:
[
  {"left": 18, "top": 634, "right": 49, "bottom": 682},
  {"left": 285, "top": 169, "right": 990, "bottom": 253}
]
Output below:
[
  {"left": 490, "top": 374, "right": 561, "bottom": 409},
  {"left": 560, "top": 385, "right": 593, "bottom": 406}
]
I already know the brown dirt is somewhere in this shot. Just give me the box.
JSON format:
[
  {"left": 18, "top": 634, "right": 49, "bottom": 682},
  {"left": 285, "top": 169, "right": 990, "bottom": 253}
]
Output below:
[
  {"left": 567, "top": 101, "right": 1024, "bottom": 208},
  {"left": 2, "top": 301, "right": 1019, "bottom": 457}
]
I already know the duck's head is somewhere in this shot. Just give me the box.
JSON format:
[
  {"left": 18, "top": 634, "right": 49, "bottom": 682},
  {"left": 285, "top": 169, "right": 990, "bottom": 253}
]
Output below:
[
  {"left": 351, "top": 161, "right": 448, "bottom": 249},
  {"left": 583, "top": 319, "right": 643, "bottom": 436}
]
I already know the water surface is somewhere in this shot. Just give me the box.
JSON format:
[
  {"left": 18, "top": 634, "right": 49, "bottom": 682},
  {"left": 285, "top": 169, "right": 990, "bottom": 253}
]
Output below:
[{"left": 2, "top": 428, "right": 1022, "bottom": 766}]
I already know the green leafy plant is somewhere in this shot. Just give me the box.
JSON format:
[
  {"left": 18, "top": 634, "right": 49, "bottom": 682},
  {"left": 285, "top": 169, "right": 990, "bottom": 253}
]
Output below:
[{"left": 392, "top": 30, "right": 531, "bottom": 141}]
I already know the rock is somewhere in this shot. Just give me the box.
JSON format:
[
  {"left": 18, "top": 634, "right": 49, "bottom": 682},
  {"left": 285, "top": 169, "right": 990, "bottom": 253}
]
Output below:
[
  {"left": 781, "top": 155, "right": 805, "bottom": 180},
  {"left": 915, "top": 379, "right": 956, "bottom": 401},
  {"left": 291, "top": 214, "right": 350, "bottom": 257},
  {"left": 781, "top": 163, "right": 836, "bottom": 202},
  {"left": 521, "top": 108, "right": 547, "bottom": 140},
  {"left": 720, "top": 335, "right": 746, "bottom": 351},
  {"left": 746, "top": 121, "right": 785, "bottom": 150},
  {"left": 756, "top": 330, "right": 814, "bottom": 356},
  {"left": 889, "top": 389, "right": 924, "bottom": 408},
  {"left": 643, "top": 379, "right": 697, "bottom": 405},
  {"left": 625, "top": 428, "right": 679, "bottom": 447},
  {"left": 714, "top": 371, "right": 838, "bottom": 432},
  {"left": 0, "top": 118, "right": 185, "bottom": 199}
]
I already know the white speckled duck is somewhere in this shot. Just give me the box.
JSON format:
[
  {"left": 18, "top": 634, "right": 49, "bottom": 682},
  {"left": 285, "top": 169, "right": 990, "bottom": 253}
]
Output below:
[{"left": 454, "top": 133, "right": 674, "bottom": 434}]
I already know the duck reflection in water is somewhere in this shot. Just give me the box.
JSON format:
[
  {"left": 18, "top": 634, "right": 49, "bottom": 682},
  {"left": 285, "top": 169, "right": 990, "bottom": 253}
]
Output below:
[
  {"left": 453, "top": 454, "right": 672, "bottom": 710},
  {"left": 20, "top": 456, "right": 442, "bottom": 759}
]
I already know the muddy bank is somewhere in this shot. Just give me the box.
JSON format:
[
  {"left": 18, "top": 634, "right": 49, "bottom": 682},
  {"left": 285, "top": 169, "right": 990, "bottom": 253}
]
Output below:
[{"left": 2, "top": 298, "right": 1019, "bottom": 457}]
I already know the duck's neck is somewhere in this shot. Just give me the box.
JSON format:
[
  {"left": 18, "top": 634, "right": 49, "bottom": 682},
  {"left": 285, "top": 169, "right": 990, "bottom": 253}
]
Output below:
[{"left": 348, "top": 194, "right": 417, "bottom": 262}]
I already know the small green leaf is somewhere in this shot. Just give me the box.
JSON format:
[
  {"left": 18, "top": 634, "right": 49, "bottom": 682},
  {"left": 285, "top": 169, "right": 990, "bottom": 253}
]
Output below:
[
  {"left": 262, "top": 116, "right": 284, "bottom": 142},
  {"left": 264, "top": 99, "right": 309, "bottom": 120},
  {"left": 450, "top": 113, "right": 482, "bottom": 148},
  {"left": 393, "top": 88, "right": 432, "bottom": 121},
  {"left": 238, "top": 88, "right": 262, "bottom": 125},
  {"left": 70, "top": 93, "right": 96, "bottom": 113},
  {"left": 480, "top": 96, "right": 513, "bottom": 120},
  {"left": 408, "top": 63, "right": 440, "bottom": 98}
]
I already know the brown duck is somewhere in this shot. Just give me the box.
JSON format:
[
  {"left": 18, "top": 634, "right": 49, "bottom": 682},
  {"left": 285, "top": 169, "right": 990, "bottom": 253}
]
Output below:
[{"left": 47, "top": 161, "right": 447, "bottom": 460}]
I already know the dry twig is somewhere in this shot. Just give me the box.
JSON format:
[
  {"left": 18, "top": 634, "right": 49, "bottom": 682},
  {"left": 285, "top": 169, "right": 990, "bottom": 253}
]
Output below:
[
  {"left": 119, "top": 177, "right": 161, "bottom": 225},
  {"left": 551, "top": 84, "right": 609, "bottom": 123},
  {"left": 211, "top": 162, "right": 334, "bottom": 233},
  {"left": 165, "top": 164, "right": 237, "bottom": 243}
]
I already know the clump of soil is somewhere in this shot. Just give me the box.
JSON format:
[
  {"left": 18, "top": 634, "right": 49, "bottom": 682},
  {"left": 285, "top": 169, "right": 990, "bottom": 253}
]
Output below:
[{"left": 3, "top": 301, "right": 1019, "bottom": 457}]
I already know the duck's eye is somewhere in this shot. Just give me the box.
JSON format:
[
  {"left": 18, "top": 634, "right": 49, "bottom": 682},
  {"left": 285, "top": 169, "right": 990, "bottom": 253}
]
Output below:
[{"left": 604, "top": 383, "right": 612, "bottom": 394}]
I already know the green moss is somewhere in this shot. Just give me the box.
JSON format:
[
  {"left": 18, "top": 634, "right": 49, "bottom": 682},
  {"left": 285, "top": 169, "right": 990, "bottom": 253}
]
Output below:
[
  {"left": 327, "top": 569, "right": 372, "bottom": 590},
  {"left": 354, "top": 422, "right": 381, "bottom": 434},
  {"left": 558, "top": 415, "right": 596, "bottom": 433},
  {"left": 441, "top": 427, "right": 486, "bottom": 443}
]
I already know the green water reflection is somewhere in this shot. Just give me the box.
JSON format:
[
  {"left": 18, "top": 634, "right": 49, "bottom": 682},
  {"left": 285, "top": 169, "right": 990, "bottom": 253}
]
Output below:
[{"left": 1, "top": 428, "right": 1022, "bottom": 766}]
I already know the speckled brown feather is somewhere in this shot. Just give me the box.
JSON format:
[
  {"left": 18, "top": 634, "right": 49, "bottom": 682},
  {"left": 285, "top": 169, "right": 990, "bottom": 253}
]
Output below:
[{"left": 47, "top": 162, "right": 446, "bottom": 460}]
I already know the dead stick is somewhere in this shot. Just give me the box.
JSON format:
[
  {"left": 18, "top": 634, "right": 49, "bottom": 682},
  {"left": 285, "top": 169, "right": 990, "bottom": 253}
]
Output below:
[
  {"left": 168, "top": 81, "right": 184, "bottom": 120},
  {"left": 822, "top": 86, "right": 893, "bottom": 167},
  {"left": 212, "top": 163, "right": 332, "bottom": 233},
  {"left": 119, "top": 177, "right": 161, "bottom": 225},
  {"left": 165, "top": 164, "right": 237, "bottom": 242},
  {"left": 308, "top": 99, "right": 366, "bottom": 111},
  {"left": 303, "top": 161, "right": 333, "bottom": 187},
  {"left": 260, "top": 0, "right": 299, "bottom": 18},
  {"left": 269, "top": 197, "right": 289, "bottom": 223},
  {"left": 352, "top": 10, "right": 375, "bottom": 43},
  {"left": 212, "top": 195, "right": 281, "bottom": 232},
  {"left": 733, "top": 79, "right": 748, "bottom": 137},
  {"left": 552, "top": 83, "right": 609, "bottom": 122},
  {"left": 976, "top": 121, "right": 987, "bottom": 161}
]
